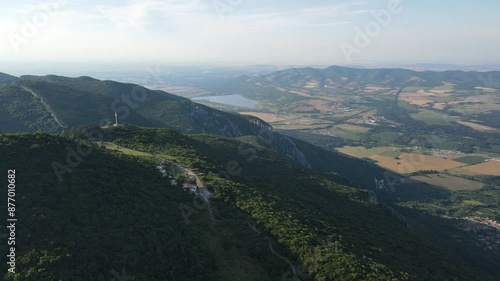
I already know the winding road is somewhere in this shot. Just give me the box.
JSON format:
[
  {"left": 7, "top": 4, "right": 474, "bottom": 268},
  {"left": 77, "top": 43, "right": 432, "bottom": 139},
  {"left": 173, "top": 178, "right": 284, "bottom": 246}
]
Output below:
[
  {"left": 247, "top": 223, "right": 302, "bottom": 280},
  {"left": 171, "top": 161, "right": 302, "bottom": 279},
  {"left": 170, "top": 162, "right": 216, "bottom": 222}
]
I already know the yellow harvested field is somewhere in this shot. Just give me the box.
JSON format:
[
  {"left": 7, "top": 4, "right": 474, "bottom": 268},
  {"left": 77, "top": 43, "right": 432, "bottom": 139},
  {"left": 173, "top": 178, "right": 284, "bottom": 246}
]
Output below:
[
  {"left": 399, "top": 92, "right": 433, "bottom": 106},
  {"left": 369, "top": 153, "right": 467, "bottom": 174},
  {"left": 289, "top": 90, "right": 314, "bottom": 98},
  {"left": 431, "top": 83, "right": 455, "bottom": 91},
  {"left": 457, "top": 121, "right": 498, "bottom": 132},
  {"left": 304, "top": 81, "right": 319, "bottom": 88},
  {"left": 337, "top": 146, "right": 398, "bottom": 158},
  {"left": 466, "top": 161, "right": 500, "bottom": 176},
  {"left": 363, "top": 86, "right": 391, "bottom": 92},
  {"left": 432, "top": 103, "right": 447, "bottom": 110},
  {"left": 309, "top": 100, "right": 336, "bottom": 111},
  {"left": 239, "top": 112, "right": 285, "bottom": 123},
  {"left": 411, "top": 174, "right": 483, "bottom": 190},
  {"left": 399, "top": 86, "right": 456, "bottom": 108}
]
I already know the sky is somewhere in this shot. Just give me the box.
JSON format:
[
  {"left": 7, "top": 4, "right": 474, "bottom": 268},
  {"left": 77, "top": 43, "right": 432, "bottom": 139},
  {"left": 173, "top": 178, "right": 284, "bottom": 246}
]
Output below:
[{"left": 1, "top": 0, "right": 499, "bottom": 67}]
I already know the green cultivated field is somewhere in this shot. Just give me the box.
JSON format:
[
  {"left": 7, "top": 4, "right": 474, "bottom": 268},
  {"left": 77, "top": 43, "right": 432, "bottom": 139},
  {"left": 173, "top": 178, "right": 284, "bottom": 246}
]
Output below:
[
  {"left": 454, "top": 156, "right": 488, "bottom": 165},
  {"left": 410, "top": 110, "right": 459, "bottom": 126}
]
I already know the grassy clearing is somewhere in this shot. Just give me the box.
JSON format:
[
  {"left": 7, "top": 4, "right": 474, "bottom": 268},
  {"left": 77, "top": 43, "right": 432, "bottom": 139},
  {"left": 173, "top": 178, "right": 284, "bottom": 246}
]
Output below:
[
  {"left": 410, "top": 174, "right": 484, "bottom": 191},
  {"left": 379, "top": 148, "right": 402, "bottom": 158},
  {"left": 236, "top": 136, "right": 266, "bottom": 148},
  {"left": 410, "top": 110, "right": 458, "bottom": 126},
  {"left": 461, "top": 200, "right": 485, "bottom": 206},
  {"left": 369, "top": 132, "right": 402, "bottom": 145},
  {"left": 431, "top": 140, "right": 461, "bottom": 151},
  {"left": 102, "top": 142, "right": 153, "bottom": 157},
  {"left": 325, "top": 124, "right": 370, "bottom": 141},
  {"left": 337, "top": 124, "right": 371, "bottom": 133},
  {"left": 336, "top": 145, "right": 401, "bottom": 159}
]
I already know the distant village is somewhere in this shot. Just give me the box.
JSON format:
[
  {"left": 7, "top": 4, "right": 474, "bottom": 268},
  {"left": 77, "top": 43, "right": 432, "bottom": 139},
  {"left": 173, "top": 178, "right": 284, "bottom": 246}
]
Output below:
[{"left": 156, "top": 160, "right": 203, "bottom": 194}]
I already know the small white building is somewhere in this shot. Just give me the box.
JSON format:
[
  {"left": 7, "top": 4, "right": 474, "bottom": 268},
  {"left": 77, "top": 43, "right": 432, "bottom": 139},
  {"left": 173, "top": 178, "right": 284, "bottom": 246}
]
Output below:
[{"left": 182, "top": 183, "right": 197, "bottom": 194}]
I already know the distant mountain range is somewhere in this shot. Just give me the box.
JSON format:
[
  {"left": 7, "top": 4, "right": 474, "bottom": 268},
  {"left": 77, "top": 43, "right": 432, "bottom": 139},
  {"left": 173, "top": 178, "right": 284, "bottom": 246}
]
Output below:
[
  {"left": 348, "top": 63, "right": 500, "bottom": 72},
  {"left": 211, "top": 66, "right": 500, "bottom": 101}
]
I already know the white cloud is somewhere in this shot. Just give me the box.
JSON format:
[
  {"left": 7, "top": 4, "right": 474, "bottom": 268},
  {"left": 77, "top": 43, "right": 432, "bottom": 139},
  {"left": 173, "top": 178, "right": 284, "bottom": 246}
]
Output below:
[{"left": 96, "top": 0, "right": 208, "bottom": 31}]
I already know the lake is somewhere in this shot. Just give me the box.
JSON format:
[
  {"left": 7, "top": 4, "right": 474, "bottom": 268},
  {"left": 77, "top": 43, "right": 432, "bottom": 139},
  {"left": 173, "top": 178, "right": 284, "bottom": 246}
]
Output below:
[{"left": 192, "top": 94, "right": 258, "bottom": 108}]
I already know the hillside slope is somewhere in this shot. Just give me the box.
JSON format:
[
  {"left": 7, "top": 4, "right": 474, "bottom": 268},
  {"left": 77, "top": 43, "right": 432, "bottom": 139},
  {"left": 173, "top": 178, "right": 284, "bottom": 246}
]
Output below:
[
  {"left": 0, "top": 73, "right": 391, "bottom": 188},
  {"left": 0, "top": 72, "right": 17, "bottom": 83},
  {"left": 89, "top": 125, "right": 500, "bottom": 280},
  {"left": 0, "top": 74, "right": 310, "bottom": 164},
  {"left": 0, "top": 74, "right": 257, "bottom": 135},
  {"left": 2, "top": 126, "right": 498, "bottom": 280},
  {"left": 0, "top": 132, "right": 291, "bottom": 281}
]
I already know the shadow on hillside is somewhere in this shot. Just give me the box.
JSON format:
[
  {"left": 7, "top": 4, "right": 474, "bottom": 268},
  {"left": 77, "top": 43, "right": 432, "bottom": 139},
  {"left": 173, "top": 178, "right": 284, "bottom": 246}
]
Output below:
[
  {"left": 389, "top": 181, "right": 451, "bottom": 202},
  {"left": 400, "top": 206, "right": 500, "bottom": 278}
]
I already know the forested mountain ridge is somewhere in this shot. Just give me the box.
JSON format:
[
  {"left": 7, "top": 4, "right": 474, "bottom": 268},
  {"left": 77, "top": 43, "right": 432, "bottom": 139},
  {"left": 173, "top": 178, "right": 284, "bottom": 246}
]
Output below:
[
  {"left": 0, "top": 72, "right": 17, "bottom": 83},
  {"left": 1, "top": 126, "right": 497, "bottom": 280},
  {"left": 0, "top": 73, "right": 389, "bottom": 188},
  {"left": 265, "top": 66, "right": 500, "bottom": 89},
  {"left": 0, "top": 74, "right": 310, "bottom": 165},
  {"left": 0, "top": 74, "right": 255, "bottom": 135}
]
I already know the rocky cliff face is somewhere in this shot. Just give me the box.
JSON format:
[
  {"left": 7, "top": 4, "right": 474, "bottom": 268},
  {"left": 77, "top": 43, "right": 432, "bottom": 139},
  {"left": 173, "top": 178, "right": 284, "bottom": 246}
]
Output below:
[
  {"left": 185, "top": 103, "right": 244, "bottom": 137},
  {"left": 247, "top": 117, "right": 311, "bottom": 168},
  {"left": 184, "top": 102, "right": 311, "bottom": 168}
]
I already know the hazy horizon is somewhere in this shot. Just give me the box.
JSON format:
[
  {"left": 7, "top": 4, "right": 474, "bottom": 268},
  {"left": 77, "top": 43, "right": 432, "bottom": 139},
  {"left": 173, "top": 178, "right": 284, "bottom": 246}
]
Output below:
[{"left": 1, "top": 0, "right": 500, "bottom": 68}]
